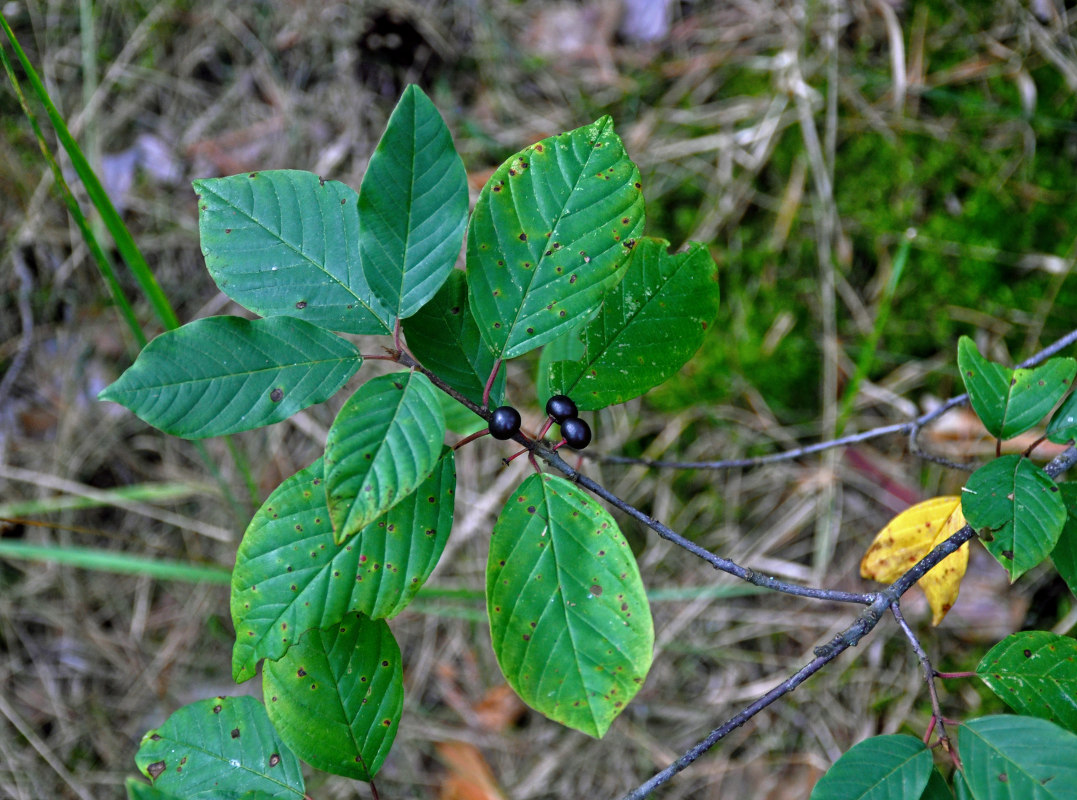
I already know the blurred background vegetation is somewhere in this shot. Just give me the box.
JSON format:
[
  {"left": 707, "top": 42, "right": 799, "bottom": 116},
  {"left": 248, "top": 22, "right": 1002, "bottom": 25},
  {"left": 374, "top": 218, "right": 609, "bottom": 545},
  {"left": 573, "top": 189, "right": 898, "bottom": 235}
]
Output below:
[{"left": 1, "top": 1, "right": 1075, "bottom": 798}]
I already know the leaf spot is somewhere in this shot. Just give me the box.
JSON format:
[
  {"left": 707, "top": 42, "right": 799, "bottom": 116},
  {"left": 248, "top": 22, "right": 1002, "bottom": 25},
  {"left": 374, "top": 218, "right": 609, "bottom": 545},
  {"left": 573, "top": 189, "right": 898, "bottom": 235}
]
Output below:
[
  {"left": 270, "top": 388, "right": 284, "bottom": 403},
  {"left": 147, "top": 760, "right": 166, "bottom": 779}
]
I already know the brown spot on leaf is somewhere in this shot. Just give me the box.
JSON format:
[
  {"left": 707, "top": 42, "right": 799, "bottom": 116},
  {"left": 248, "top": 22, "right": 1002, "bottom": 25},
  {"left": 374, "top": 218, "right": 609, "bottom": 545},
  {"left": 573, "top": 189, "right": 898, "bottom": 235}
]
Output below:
[
  {"left": 270, "top": 388, "right": 284, "bottom": 403},
  {"left": 147, "top": 761, "right": 166, "bottom": 779}
]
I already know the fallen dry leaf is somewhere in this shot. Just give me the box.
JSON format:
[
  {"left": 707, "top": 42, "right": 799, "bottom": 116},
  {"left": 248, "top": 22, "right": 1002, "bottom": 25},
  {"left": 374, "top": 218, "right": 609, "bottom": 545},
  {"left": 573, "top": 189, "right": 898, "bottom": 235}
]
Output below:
[{"left": 436, "top": 740, "right": 506, "bottom": 800}]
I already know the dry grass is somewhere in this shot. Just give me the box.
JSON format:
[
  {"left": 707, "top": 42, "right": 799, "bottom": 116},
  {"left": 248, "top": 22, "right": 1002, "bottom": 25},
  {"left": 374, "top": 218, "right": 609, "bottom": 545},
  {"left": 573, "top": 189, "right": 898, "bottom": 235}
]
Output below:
[{"left": 1, "top": 0, "right": 1075, "bottom": 798}]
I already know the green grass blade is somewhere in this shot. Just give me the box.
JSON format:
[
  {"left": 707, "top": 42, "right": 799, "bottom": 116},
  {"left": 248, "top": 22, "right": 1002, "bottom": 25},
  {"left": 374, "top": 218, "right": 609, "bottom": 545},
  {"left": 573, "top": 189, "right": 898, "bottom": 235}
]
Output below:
[
  {"left": 0, "top": 40, "right": 146, "bottom": 347},
  {"left": 0, "top": 541, "right": 230, "bottom": 584},
  {"left": 0, "top": 481, "right": 210, "bottom": 517},
  {"left": 0, "top": 15, "right": 180, "bottom": 332}
]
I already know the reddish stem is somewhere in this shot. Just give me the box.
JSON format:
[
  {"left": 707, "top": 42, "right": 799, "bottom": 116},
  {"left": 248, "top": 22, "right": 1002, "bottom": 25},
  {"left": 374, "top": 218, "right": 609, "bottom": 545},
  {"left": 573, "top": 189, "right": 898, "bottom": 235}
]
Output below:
[
  {"left": 482, "top": 359, "right": 503, "bottom": 409},
  {"left": 537, "top": 417, "right": 554, "bottom": 439},
  {"left": 502, "top": 447, "right": 529, "bottom": 465},
  {"left": 453, "top": 428, "right": 491, "bottom": 450}
]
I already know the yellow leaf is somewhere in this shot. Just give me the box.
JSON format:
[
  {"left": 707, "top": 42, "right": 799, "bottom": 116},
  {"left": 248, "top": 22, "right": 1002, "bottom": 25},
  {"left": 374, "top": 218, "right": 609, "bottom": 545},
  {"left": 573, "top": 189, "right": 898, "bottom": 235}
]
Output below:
[
  {"left": 861, "top": 496, "right": 969, "bottom": 625},
  {"left": 919, "top": 509, "right": 969, "bottom": 626}
]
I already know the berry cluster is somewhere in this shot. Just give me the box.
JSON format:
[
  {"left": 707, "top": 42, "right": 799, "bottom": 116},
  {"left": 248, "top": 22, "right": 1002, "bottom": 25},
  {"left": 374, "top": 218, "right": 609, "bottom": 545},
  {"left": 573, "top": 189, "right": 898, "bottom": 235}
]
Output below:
[
  {"left": 464, "top": 394, "right": 592, "bottom": 455},
  {"left": 545, "top": 394, "right": 591, "bottom": 450}
]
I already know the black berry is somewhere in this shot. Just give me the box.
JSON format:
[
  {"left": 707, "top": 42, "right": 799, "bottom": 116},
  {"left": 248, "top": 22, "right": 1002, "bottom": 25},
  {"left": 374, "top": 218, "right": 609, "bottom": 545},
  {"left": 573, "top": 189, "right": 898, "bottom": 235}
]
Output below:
[
  {"left": 489, "top": 406, "right": 522, "bottom": 440},
  {"left": 559, "top": 417, "right": 591, "bottom": 450},
  {"left": 545, "top": 394, "right": 578, "bottom": 423}
]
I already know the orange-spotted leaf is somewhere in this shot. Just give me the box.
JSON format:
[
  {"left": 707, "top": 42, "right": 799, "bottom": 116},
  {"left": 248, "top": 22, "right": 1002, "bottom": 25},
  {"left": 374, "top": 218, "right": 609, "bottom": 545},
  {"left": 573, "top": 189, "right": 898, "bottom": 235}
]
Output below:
[{"left": 861, "top": 496, "right": 969, "bottom": 624}]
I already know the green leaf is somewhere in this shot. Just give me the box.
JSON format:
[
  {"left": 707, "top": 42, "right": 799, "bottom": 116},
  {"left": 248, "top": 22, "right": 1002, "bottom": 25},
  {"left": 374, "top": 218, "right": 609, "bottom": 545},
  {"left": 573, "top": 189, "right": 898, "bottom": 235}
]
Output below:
[
  {"left": 231, "top": 453, "right": 455, "bottom": 682},
  {"left": 921, "top": 768, "right": 955, "bottom": 800},
  {"left": 466, "top": 117, "right": 645, "bottom": 360},
  {"left": 953, "top": 770, "right": 972, "bottom": 800},
  {"left": 402, "top": 270, "right": 505, "bottom": 407},
  {"left": 196, "top": 170, "right": 392, "bottom": 334},
  {"left": 808, "top": 734, "right": 933, "bottom": 800},
  {"left": 959, "top": 715, "right": 1077, "bottom": 799},
  {"left": 99, "top": 316, "right": 361, "bottom": 438},
  {"left": 957, "top": 337, "right": 1076, "bottom": 440},
  {"left": 545, "top": 238, "right": 720, "bottom": 409},
  {"left": 537, "top": 326, "right": 586, "bottom": 403},
  {"left": 134, "top": 695, "right": 304, "bottom": 799},
  {"left": 486, "top": 473, "right": 653, "bottom": 738},
  {"left": 438, "top": 391, "right": 487, "bottom": 435},
  {"left": 1047, "top": 391, "right": 1077, "bottom": 444},
  {"left": 976, "top": 631, "right": 1077, "bottom": 734},
  {"left": 358, "top": 85, "right": 469, "bottom": 321},
  {"left": 263, "top": 615, "right": 403, "bottom": 782},
  {"left": 125, "top": 777, "right": 182, "bottom": 800},
  {"left": 1051, "top": 483, "right": 1077, "bottom": 598},
  {"left": 325, "top": 371, "right": 446, "bottom": 543},
  {"left": 961, "top": 454, "right": 1066, "bottom": 580}
]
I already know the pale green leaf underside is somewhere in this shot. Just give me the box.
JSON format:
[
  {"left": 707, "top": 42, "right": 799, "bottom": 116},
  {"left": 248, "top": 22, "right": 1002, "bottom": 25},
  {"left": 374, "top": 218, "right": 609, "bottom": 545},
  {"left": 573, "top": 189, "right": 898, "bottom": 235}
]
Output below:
[
  {"left": 263, "top": 616, "right": 403, "bottom": 782},
  {"left": 403, "top": 270, "right": 505, "bottom": 407},
  {"left": 537, "top": 325, "right": 586, "bottom": 404},
  {"left": 486, "top": 473, "right": 653, "bottom": 738},
  {"left": 1047, "top": 391, "right": 1077, "bottom": 444},
  {"left": 325, "top": 371, "right": 446, "bottom": 543},
  {"left": 808, "top": 734, "right": 932, "bottom": 800},
  {"left": 196, "top": 170, "right": 392, "bottom": 334},
  {"left": 960, "top": 715, "right": 1077, "bottom": 799},
  {"left": 957, "top": 337, "right": 1076, "bottom": 440},
  {"left": 100, "top": 315, "right": 361, "bottom": 438},
  {"left": 135, "top": 695, "right": 305, "bottom": 799},
  {"left": 1052, "top": 483, "right": 1077, "bottom": 599},
  {"left": 359, "top": 84, "right": 469, "bottom": 321},
  {"left": 547, "top": 238, "right": 720, "bottom": 409},
  {"left": 976, "top": 631, "right": 1077, "bottom": 734},
  {"left": 961, "top": 454, "right": 1066, "bottom": 580},
  {"left": 231, "top": 453, "right": 455, "bottom": 683},
  {"left": 467, "top": 116, "right": 645, "bottom": 360}
]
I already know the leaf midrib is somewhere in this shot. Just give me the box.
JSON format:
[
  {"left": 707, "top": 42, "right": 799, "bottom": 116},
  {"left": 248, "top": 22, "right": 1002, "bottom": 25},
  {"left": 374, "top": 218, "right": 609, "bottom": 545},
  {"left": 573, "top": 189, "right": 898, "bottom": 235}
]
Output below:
[
  {"left": 200, "top": 179, "right": 390, "bottom": 330},
  {"left": 501, "top": 118, "right": 616, "bottom": 351}
]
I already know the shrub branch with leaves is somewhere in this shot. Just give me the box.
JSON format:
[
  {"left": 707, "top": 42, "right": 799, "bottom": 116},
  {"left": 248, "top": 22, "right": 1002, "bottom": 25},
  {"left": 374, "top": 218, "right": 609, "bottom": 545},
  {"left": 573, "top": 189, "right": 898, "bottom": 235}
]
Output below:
[{"left": 102, "top": 86, "right": 1077, "bottom": 799}]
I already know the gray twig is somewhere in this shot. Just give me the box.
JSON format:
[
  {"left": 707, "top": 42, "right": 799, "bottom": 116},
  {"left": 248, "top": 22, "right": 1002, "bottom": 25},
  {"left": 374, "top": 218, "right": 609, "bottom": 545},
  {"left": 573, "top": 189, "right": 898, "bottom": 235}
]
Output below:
[
  {"left": 595, "top": 327, "right": 1077, "bottom": 471},
  {"left": 619, "top": 444, "right": 1077, "bottom": 799}
]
